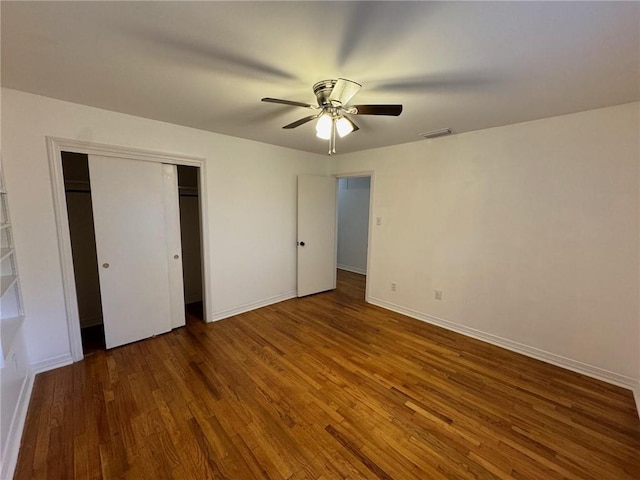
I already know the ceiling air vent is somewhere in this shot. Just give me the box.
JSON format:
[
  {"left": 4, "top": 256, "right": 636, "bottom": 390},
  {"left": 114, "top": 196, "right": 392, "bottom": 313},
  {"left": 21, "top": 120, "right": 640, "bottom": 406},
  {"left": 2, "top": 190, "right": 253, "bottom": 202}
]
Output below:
[{"left": 420, "top": 128, "right": 452, "bottom": 139}]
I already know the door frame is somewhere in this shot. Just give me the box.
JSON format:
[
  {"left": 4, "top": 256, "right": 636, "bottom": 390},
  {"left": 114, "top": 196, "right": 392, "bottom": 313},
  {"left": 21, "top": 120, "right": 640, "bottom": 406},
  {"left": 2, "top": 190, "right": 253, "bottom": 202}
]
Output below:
[
  {"left": 46, "top": 137, "right": 211, "bottom": 362},
  {"left": 333, "top": 171, "right": 375, "bottom": 302}
]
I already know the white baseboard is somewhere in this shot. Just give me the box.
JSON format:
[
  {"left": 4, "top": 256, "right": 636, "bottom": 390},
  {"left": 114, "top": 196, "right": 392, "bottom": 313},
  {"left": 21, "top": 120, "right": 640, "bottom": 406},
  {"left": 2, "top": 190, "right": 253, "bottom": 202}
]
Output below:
[
  {"left": 634, "top": 386, "right": 640, "bottom": 419},
  {"left": 185, "top": 296, "right": 203, "bottom": 305},
  {"left": 0, "top": 368, "right": 34, "bottom": 480},
  {"left": 31, "top": 353, "right": 73, "bottom": 374},
  {"left": 368, "top": 297, "right": 639, "bottom": 394},
  {"left": 80, "top": 315, "right": 103, "bottom": 329},
  {"left": 337, "top": 264, "right": 367, "bottom": 275},
  {"left": 208, "top": 291, "right": 297, "bottom": 322}
]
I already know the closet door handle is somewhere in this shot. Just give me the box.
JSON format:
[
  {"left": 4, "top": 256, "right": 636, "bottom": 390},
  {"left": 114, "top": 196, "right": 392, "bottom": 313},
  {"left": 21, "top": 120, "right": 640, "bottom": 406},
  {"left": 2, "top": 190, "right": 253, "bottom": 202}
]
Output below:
[
  {"left": 174, "top": 254, "right": 180, "bottom": 259},
  {"left": 102, "top": 263, "right": 110, "bottom": 269}
]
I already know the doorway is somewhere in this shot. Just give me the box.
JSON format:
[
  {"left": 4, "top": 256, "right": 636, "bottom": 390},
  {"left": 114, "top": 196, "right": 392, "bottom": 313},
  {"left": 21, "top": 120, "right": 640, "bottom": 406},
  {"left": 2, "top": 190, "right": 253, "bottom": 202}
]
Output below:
[
  {"left": 177, "top": 165, "right": 205, "bottom": 323},
  {"left": 336, "top": 175, "right": 372, "bottom": 300},
  {"left": 62, "top": 152, "right": 105, "bottom": 354},
  {"left": 50, "top": 139, "right": 210, "bottom": 362}
]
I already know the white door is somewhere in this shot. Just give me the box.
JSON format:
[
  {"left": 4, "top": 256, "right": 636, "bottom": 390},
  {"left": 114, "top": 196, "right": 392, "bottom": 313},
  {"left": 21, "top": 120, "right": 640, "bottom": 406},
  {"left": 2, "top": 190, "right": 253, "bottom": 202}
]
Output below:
[
  {"left": 89, "top": 155, "right": 175, "bottom": 348},
  {"left": 297, "top": 175, "right": 337, "bottom": 297},
  {"left": 162, "top": 164, "right": 186, "bottom": 329}
]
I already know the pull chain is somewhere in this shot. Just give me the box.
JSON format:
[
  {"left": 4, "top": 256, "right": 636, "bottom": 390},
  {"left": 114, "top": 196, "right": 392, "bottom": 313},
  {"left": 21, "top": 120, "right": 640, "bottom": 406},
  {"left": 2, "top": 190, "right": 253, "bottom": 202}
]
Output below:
[{"left": 329, "top": 116, "right": 337, "bottom": 155}]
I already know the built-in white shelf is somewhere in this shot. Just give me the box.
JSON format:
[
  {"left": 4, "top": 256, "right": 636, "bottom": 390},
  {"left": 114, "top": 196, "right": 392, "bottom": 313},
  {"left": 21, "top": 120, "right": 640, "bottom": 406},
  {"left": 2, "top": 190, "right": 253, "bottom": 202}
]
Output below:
[
  {"left": 0, "top": 165, "right": 24, "bottom": 369},
  {"left": 0, "top": 275, "right": 18, "bottom": 298},
  {"left": 0, "top": 315, "right": 25, "bottom": 368}
]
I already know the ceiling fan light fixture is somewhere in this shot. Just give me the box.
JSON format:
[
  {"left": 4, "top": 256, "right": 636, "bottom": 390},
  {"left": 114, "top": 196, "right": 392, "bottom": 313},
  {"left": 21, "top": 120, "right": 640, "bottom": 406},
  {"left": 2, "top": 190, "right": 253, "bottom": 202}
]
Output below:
[
  {"left": 263, "top": 77, "right": 402, "bottom": 154},
  {"left": 336, "top": 116, "right": 354, "bottom": 138},
  {"left": 315, "top": 113, "right": 333, "bottom": 140}
]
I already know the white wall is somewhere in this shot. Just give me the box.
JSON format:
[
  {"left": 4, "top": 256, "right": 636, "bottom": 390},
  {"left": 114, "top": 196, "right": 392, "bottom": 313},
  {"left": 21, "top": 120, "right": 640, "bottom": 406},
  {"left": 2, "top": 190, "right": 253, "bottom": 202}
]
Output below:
[
  {"left": 337, "top": 177, "right": 370, "bottom": 274},
  {"left": 331, "top": 103, "right": 640, "bottom": 388},
  {"left": 1, "top": 88, "right": 327, "bottom": 369}
]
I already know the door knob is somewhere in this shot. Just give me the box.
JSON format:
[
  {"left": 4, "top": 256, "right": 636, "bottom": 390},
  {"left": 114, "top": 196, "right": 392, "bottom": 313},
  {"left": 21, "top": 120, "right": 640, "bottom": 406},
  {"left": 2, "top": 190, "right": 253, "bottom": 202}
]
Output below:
[
  {"left": 299, "top": 241, "right": 305, "bottom": 247},
  {"left": 174, "top": 254, "right": 179, "bottom": 259},
  {"left": 102, "top": 263, "right": 110, "bottom": 269}
]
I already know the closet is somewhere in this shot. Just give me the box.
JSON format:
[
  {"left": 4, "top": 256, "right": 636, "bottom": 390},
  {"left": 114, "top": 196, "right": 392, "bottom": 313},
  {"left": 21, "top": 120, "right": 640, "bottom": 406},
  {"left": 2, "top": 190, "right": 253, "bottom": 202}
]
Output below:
[
  {"left": 177, "top": 165, "right": 203, "bottom": 320},
  {"left": 62, "top": 153, "right": 104, "bottom": 351},
  {"left": 63, "top": 152, "right": 196, "bottom": 352}
]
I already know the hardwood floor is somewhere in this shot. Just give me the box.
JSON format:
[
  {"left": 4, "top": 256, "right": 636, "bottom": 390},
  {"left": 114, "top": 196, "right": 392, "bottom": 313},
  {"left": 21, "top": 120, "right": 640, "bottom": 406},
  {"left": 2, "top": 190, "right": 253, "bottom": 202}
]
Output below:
[{"left": 15, "top": 271, "right": 640, "bottom": 479}]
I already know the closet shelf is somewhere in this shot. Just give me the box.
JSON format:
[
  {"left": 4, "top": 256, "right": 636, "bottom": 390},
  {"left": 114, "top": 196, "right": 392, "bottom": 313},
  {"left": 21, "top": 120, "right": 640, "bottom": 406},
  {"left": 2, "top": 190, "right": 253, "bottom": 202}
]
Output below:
[
  {"left": 0, "top": 223, "right": 10, "bottom": 230},
  {"left": 64, "top": 180, "right": 91, "bottom": 192},
  {"left": 178, "top": 186, "right": 198, "bottom": 194},
  {"left": 0, "top": 248, "right": 13, "bottom": 261}
]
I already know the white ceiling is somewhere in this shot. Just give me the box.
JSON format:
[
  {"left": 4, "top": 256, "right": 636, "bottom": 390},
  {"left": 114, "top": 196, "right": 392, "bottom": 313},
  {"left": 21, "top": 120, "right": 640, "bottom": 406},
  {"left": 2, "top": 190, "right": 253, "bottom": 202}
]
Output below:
[{"left": 2, "top": 1, "right": 639, "bottom": 155}]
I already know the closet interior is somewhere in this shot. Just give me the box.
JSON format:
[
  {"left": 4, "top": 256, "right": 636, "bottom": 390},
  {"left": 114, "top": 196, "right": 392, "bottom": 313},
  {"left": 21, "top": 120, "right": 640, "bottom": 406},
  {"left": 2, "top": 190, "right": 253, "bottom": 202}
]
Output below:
[
  {"left": 177, "top": 165, "right": 204, "bottom": 322},
  {"left": 62, "top": 152, "right": 104, "bottom": 353}
]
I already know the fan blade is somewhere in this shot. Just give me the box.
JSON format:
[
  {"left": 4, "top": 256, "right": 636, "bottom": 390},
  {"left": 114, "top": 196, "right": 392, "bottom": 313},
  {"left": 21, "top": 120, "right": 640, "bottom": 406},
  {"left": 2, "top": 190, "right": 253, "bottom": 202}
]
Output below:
[
  {"left": 328, "top": 78, "right": 361, "bottom": 105},
  {"left": 370, "top": 73, "right": 495, "bottom": 93},
  {"left": 352, "top": 104, "right": 403, "bottom": 116},
  {"left": 283, "top": 115, "right": 319, "bottom": 129},
  {"left": 262, "top": 98, "right": 316, "bottom": 109}
]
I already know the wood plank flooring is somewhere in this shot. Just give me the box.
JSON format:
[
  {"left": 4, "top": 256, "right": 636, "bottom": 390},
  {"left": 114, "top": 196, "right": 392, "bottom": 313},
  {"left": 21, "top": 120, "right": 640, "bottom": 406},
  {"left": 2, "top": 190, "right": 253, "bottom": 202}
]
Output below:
[{"left": 14, "top": 271, "right": 640, "bottom": 479}]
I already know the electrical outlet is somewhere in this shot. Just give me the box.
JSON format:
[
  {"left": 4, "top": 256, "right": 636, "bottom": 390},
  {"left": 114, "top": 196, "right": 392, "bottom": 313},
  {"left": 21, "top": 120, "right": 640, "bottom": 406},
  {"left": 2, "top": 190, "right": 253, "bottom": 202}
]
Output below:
[
  {"left": 376, "top": 217, "right": 382, "bottom": 226},
  {"left": 391, "top": 282, "right": 397, "bottom": 291},
  {"left": 434, "top": 289, "right": 442, "bottom": 300}
]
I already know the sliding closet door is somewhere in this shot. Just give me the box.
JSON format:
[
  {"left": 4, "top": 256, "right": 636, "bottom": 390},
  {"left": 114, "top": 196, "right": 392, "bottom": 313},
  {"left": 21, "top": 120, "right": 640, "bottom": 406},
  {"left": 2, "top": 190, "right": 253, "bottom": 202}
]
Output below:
[
  {"left": 162, "top": 164, "right": 186, "bottom": 329},
  {"left": 88, "top": 155, "right": 173, "bottom": 348}
]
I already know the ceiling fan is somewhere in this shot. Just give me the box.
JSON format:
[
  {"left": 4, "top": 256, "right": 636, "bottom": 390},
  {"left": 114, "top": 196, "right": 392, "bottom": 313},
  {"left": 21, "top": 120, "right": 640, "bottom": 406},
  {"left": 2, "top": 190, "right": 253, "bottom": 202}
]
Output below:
[{"left": 262, "top": 78, "right": 402, "bottom": 155}]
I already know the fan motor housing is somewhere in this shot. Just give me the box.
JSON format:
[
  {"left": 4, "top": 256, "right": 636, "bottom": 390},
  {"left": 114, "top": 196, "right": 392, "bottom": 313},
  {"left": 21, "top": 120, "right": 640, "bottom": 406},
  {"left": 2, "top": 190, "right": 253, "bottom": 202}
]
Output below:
[{"left": 313, "top": 80, "right": 337, "bottom": 106}]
